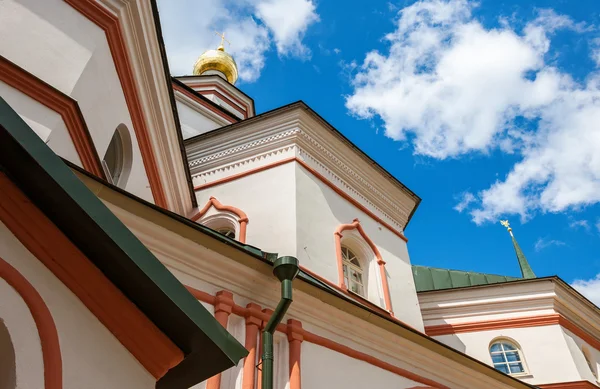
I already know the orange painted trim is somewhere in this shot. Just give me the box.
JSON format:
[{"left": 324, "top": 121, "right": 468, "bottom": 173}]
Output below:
[
  {"left": 206, "top": 290, "right": 235, "bottom": 389},
  {"left": 0, "top": 256, "right": 62, "bottom": 389},
  {"left": 335, "top": 219, "right": 394, "bottom": 315},
  {"left": 187, "top": 83, "right": 250, "bottom": 119},
  {"left": 538, "top": 381, "right": 599, "bottom": 389},
  {"left": 559, "top": 315, "right": 600, "bottom": 355},
  {"left": 185, "top": 285, "right": 447, "bottom": 389},
  {"left": 65, "top": 0, "right": 168, "bottom": 207},
  {"left": 190, "top": 196, "right": 249, "bottom": 243},
  {"left": 197, "top": 90, "right": 247, "bottom": 119},
  {"left": 243, "top": 303, "right": 262, "bottom": 389},
  {"left": 194, "top": 157, "right": 409, "bottom": 243},
  {"left": 173, "top": 82, "right": 239, "bottom": 123},
  {"left": 0, "top": 56, "right": 105, "bottom": 178},
  {"left": 287, "top": 319, "right": 303, "bottom": 389},
  {"left": 187, "top": 82, "right": 251, "bottom": 114},
  {"left": 425, "top": 314, "right": 562, "bottom": 336},
  {"left": 299, "top": 327, "right": 448, "bottom": 388},
  {"left": 0, "top": 173, "right": 183, "bottom": 379}
]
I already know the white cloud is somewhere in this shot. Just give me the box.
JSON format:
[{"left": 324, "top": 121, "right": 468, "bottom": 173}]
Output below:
[
  {"left": 157, "top": 0, "right": 318, "bottom": 81},
  {"left": 346, "top": 0, "right": 600, "bottom": 224},
  {"left": 534, "top": 237, "right": 565, "bottom": 252},
  {"left": 569, "top": 219, "right": 590, "bottom": 231},
  {"left": 256, "top": 0, "right": 319, "bottom": 57},
  {"left": 454, "top": 192, "right": 476, "bottom": 212},
  {"left": 592, "top": 38, "right": 600, "bottom": 67},
  {"left": 572, "top": 274, "right": 600, "bottom": 306}
]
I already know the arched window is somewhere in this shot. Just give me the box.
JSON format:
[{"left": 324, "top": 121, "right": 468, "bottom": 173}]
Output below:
[
  {"left": 489, "top": 339, "right": 526, "bottom": 375},
  {"left": 216, "top": 227, "right": 236, "bottom": 239},
  {"left": 102, "top": 124, "right": 132, "bottom": 187},
  {"left": 0, "top": 319, "right": 16, "bottom": 389},
  {"left": 342, "top": 246, "right": 365, "bottom": 296},
  {"left": 583, "top": 347, "right": 597, "bottom": 379}
]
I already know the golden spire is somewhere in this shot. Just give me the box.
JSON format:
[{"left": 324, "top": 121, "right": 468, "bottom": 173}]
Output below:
[{"left": 192, "top": 31, "right": 238, "bottom": 84}]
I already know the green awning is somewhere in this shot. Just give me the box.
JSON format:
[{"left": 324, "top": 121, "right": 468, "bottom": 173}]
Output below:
[{"left": 0, "top": 96, "right": 247, "bottom": 388}]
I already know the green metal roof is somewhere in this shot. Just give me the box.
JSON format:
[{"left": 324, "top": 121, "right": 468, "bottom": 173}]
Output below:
[
  {"left": 412, "top": 265, "right": 522, "bottom": 292},
  {"left": 0, "top": 96, "right": 248, "bottom": 388}
]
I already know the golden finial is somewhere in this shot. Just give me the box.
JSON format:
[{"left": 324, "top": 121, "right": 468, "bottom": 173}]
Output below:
[
  {"left": 500, "top": 220, "right": 513, "bottom": 235},
  {"left": 214, "top": 31, "right": 230, "bottom": 51}
]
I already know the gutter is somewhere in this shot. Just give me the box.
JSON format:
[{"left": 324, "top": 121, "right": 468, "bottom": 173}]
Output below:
[{"left": 261, "top": 256, "right": 300, "bottom": 389}]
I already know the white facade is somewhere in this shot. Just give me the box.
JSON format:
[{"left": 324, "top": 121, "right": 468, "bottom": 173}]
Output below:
[
  {"left": 1, "top": 0, "right": 599, "bottom": 388},
  {"left": 419, "top": 279, "right": 600, "bottom": 386}
]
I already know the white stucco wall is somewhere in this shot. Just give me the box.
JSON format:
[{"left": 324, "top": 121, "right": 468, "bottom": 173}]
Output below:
[
  {"left": 0, "top": 0, "right": 152, "bottom": 201},
  {"left": 176, "top": 100, "right": 224, "bottom": 139},
  {"left": 434, "top": 325, "right": 582, "bottom": 385},
  {"left": 195, "top": 163, "right": 298, "bottom": 257},
  {"left": 562, "top": 327, "right": 600, "bottom": 384},
  {"left": 295, "top": 164, "right": 423, "bottom": 330},
  {"left": 193, "top": 161, "right": 423, "bottom": 331},
  {"left": 0, "top": 81, "right": 82, "bottom": 167},
  {"left": 301, "top": 342, "right": 421, "bottom": 389},
  {"left": 0, "top": 221, "right": 156, "bottom": 389}
]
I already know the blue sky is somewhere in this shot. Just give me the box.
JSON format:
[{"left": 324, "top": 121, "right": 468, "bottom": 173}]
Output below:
[{"left": 157, "top": 0, "right": 600, "bottom": 302}]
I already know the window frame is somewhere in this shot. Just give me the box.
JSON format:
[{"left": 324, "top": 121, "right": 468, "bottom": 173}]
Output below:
[
  {"left": 489, "top": 338, "right": 528, "bottom": 376},
  {"left": 341, "top": 246, "right": 365, "bottom": 297}
]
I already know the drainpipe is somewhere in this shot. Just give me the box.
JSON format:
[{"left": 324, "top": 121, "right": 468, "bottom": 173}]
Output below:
[{"left": 261, "top": 256, "right": 299, "bottom": 389}]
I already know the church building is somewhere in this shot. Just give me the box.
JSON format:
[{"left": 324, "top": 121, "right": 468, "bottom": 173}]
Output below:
[{"left": 0, "top": 1, "right": 598, "bottom": 389}]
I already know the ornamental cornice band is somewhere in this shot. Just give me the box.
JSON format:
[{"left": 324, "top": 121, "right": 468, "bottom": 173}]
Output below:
[{"left": 188, "top": 127, "right": 412, "bottom": 223}]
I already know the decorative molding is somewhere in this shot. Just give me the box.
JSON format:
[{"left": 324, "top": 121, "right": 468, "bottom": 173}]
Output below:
[
  {"left": 190, "top": 196, "right": 249, "bottom": 243},
  {"left": 425, "top": 314, "right": 562, "bottom": 336},
  {"left": 191, "top": 83, "right": 250, "bottom": 119},
  {"left": 188, "top": 125, "right": 414, "bottom": 231},
  {"left": 173, "top": 82, "right": 238, "bottom": 123},
  {"left": 186, "top": 81, "right": 252, "bottom": 115},
  {"left": 425, "top": 313, "right": 600, "bottom": 355},
  {"left": 185, "top": 286, "right": 448, "bottom": 389},
  {"left": 538, "top": 381, "right": 599, "bottom": 389},
  {"left": 65, "top": 0, "right": 169, "bottom": 208},
  {"left": 0, "top": 255, "right": 62, "bottom": 389},
  {"left": 193, "top": 156, "right": 409, "bottom": 243},
  {"left": 0, "top": 172, "right": 183, "bottom": 379},
  {"left": 195, "top": 88, "right": 248, "bottom": 119},
  {"left": 0, "top": 56, "right": 105, "bottom": 178},
  {"left": 335, "top": 219, "right": 394, "bottom": 315}
]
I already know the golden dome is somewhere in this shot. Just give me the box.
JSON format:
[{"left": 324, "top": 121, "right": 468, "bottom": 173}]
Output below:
[{"left": 192, "top": 45, "right": 238, "bottom": 84}]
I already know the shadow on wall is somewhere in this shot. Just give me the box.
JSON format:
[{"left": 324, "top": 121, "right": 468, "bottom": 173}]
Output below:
[
  {"left": 437, "top": 332, "right": 467, "bottom": 354},
  {"left": 0, "top": 319, "right": 16, "bottom": 389}
]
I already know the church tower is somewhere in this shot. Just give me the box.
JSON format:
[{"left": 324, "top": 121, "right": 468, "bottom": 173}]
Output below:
[{"left": 176, "top": 32, "right": 254, "bottom": 120}]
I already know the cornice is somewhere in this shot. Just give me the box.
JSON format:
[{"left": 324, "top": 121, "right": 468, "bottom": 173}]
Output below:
[{"left": 186, "top": 114, "right": 416, "bottom": 229}]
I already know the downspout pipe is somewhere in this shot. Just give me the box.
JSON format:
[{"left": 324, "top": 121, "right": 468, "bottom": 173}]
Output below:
[{"left": 262, "top": 256, "right": 299, "bottom": 389}]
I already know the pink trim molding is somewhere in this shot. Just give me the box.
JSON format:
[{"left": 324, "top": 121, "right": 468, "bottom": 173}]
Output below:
[
  {"left": 335, "top": 219, "right": 394, "bottom": 315},
  {"left": 191, "top": 196, "right": 249, "bottom": 243}
]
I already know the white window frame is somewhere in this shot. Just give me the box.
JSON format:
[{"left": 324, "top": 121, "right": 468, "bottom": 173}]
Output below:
[
  {"left": 489, "top": 338, "right": 528, "bottom": 376},
  {"left": 341, "top": 246, "right": 365, "bottom": 297},
  {"left": 200, "top": 213, "right": 239, "bottom": 240}
]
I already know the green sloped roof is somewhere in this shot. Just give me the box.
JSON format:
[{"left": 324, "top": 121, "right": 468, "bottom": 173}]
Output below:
[{"left": 412, "top": 265, "right": 522, "bottom": 292}]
